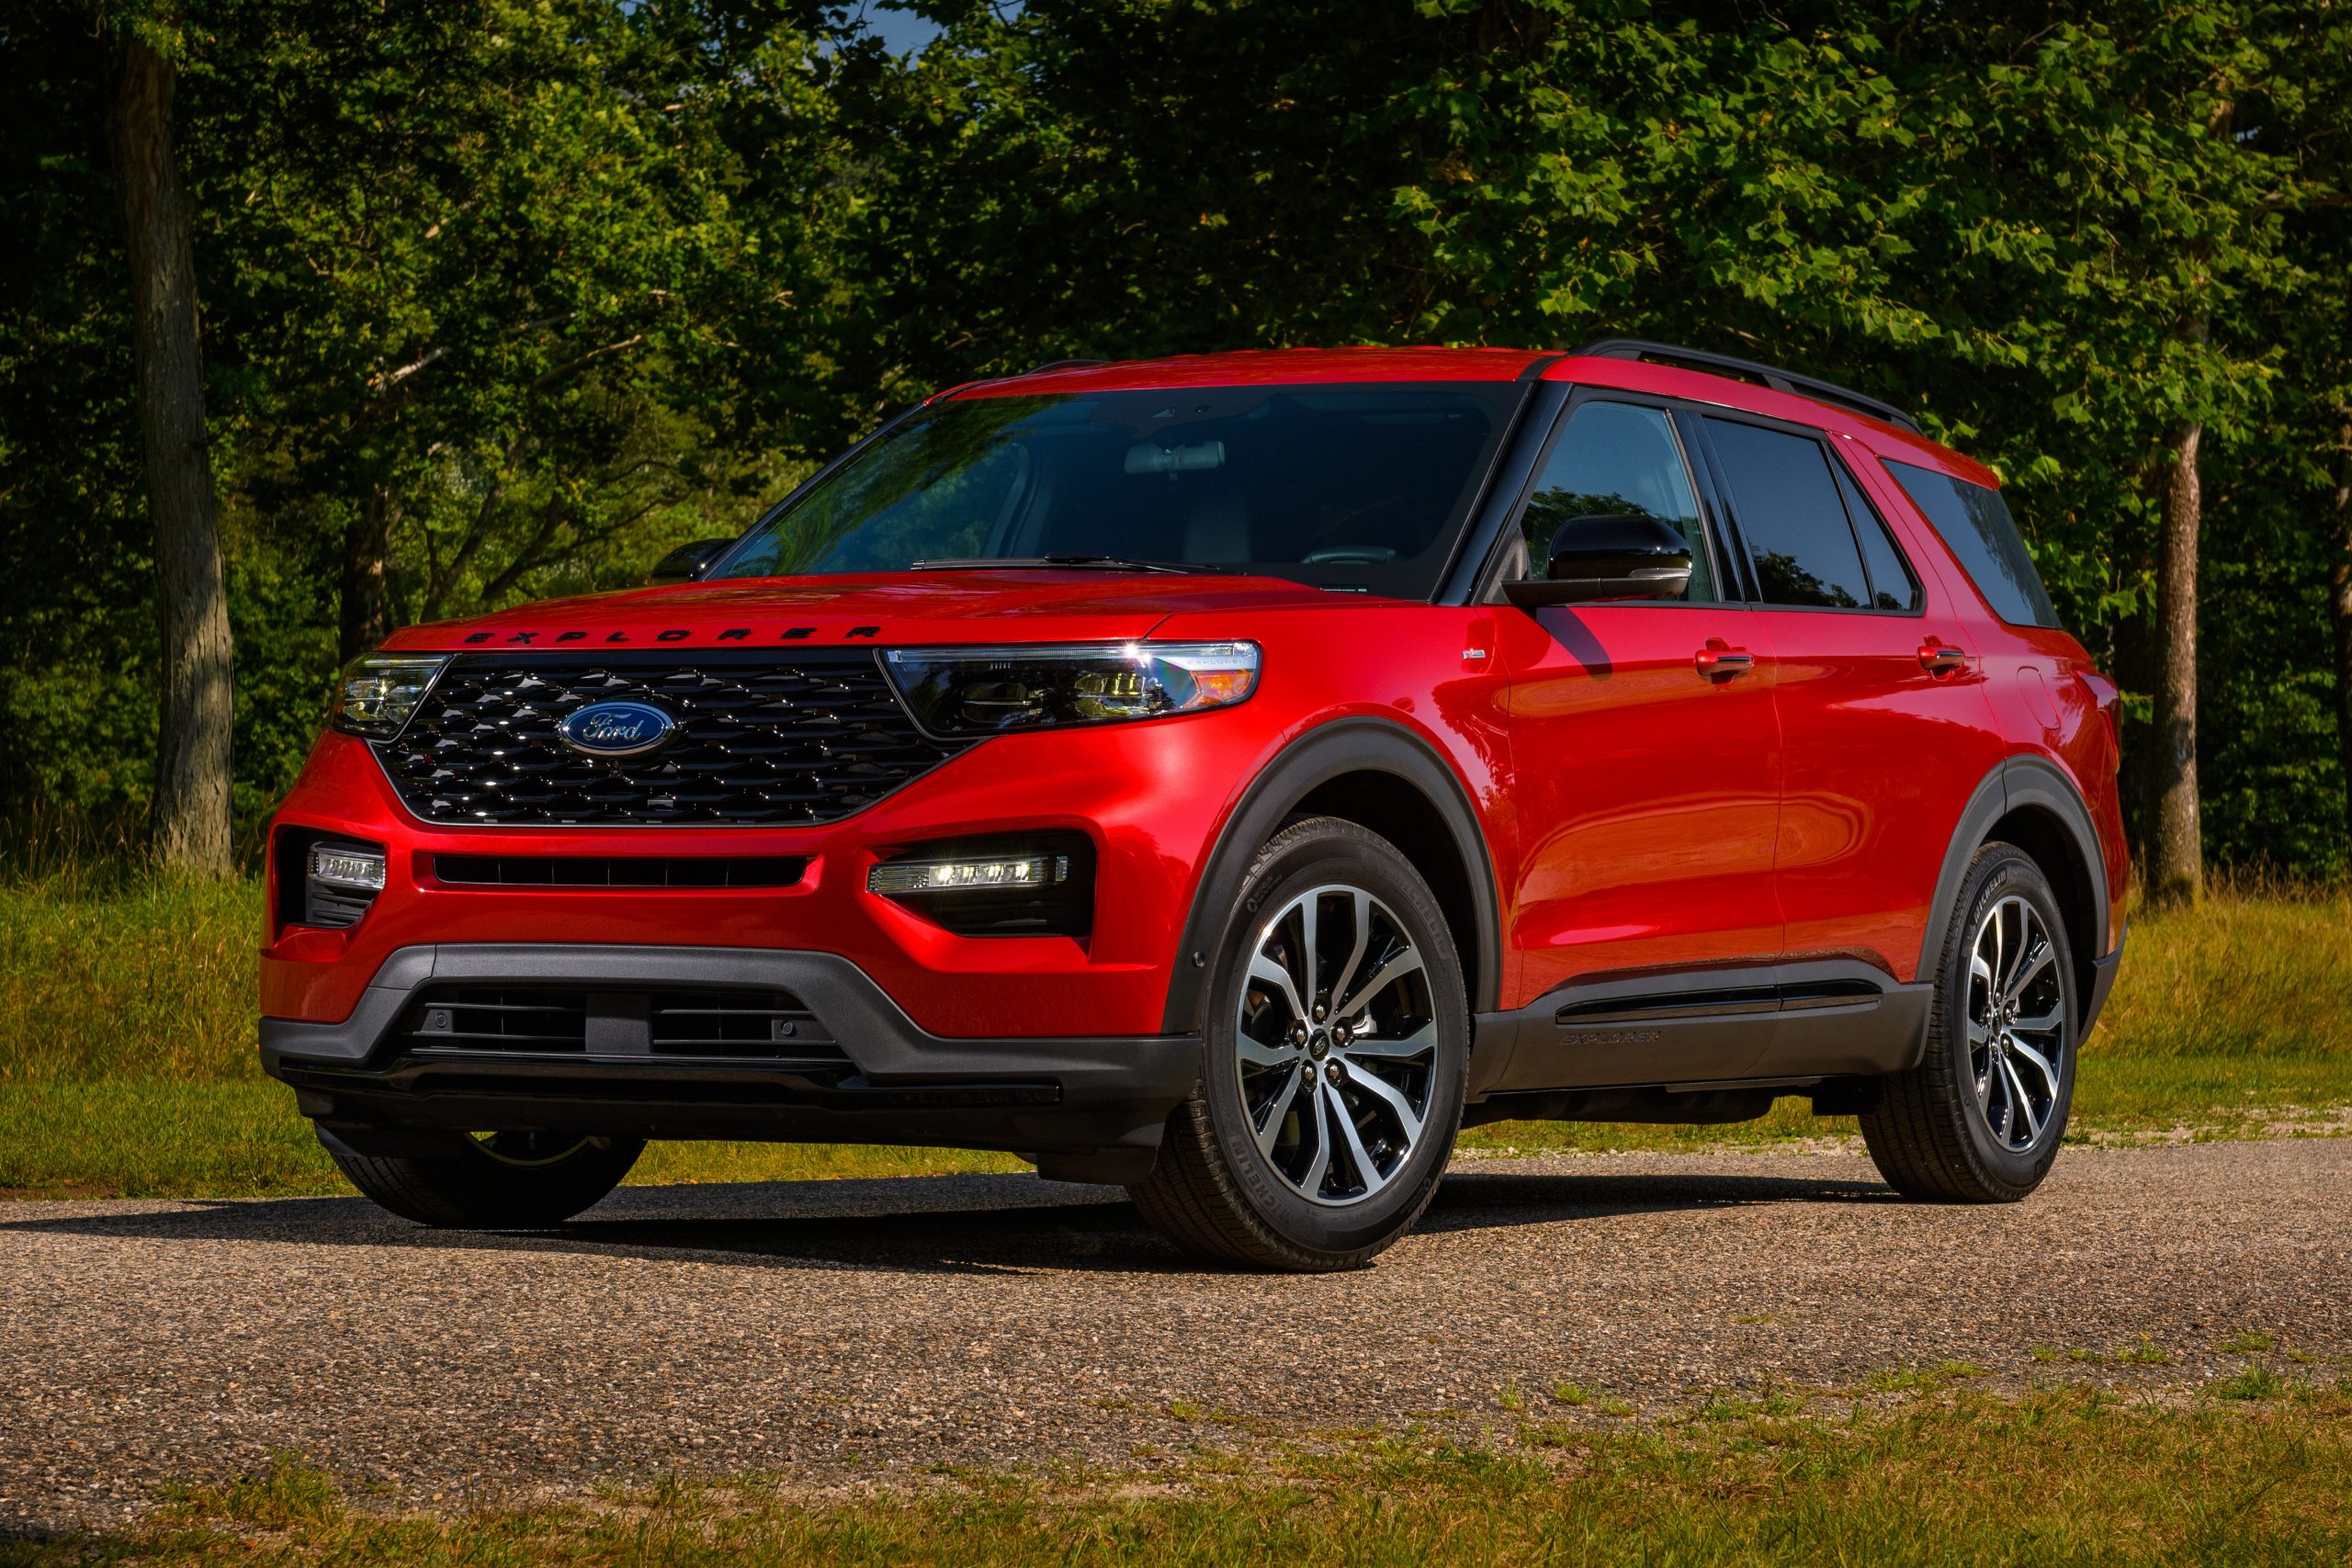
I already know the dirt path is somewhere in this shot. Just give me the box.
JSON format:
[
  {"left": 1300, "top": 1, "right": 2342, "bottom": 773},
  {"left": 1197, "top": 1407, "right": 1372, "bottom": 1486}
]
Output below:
[{"left": 4, "top": 1140, "right": 2346, "bottom": 1530}]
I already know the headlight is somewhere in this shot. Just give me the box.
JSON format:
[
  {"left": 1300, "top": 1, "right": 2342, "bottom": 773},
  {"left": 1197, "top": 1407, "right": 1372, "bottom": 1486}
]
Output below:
[
  {"left": 883, "top": 641, "right": 1260, "bottom": 736},
  {"left": 329, "top": 654, "right": 449, "bottom": 739}
]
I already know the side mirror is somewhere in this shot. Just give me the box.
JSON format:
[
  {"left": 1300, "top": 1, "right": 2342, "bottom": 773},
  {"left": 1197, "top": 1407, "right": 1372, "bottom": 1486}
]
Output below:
[
  {"left": 1503, "top": 514, "right": 1692, "bottom": 608},
  {"left": 644, "top": 537, "right": 734, "bottom": 587}
]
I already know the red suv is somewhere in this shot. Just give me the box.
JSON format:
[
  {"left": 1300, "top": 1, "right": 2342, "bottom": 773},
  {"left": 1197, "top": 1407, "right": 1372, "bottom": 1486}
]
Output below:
[{"left": 263, "top": 340, "right": 2128, "bottom": 1269}]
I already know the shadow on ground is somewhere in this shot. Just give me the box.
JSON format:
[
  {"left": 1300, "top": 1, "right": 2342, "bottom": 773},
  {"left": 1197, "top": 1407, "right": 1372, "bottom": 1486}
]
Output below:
[{"left": 0, "top": 1165, "right": 1894, "bottom": 1276}]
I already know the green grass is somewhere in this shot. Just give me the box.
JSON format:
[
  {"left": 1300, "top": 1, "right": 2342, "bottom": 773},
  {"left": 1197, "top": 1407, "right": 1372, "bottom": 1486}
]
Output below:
[
  {"left": 11, "top": 1386, "right": 2351, "bottom": 1565},
  {"left": 2, "top": 873, "right": 2347, "bottom": 1199}
]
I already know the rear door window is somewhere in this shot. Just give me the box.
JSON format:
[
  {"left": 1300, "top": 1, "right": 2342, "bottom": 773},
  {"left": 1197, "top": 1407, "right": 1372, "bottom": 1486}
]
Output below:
[
  {"left": 1883, "top": 459, "right": 2061, "bottom": 628},
  {"left": 1832, "top": 461, "right": 1921, "bottom": 613},
  {"left": 1702, "top": 419, "right": 1871, "bottom": 609}
]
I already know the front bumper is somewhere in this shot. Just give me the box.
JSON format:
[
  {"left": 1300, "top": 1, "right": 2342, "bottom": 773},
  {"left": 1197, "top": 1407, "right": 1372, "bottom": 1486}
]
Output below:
[{"left": 265, "top": 942, "right": 1202, "bottom": 1172}]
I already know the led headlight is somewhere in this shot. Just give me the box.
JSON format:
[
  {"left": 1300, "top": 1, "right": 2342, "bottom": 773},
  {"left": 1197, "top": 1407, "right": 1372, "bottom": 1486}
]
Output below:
[
  {"left": 883, "top": 641, "right": 1259, "bottom": 736},
  {"left": 329, "top": 653, "right": 450, "bottom": 739}
]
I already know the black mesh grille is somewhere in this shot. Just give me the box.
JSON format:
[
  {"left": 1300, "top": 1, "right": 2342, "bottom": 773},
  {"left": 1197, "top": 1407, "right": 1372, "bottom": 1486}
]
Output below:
[{"left": 375, "top": 652, "right": 967, "bottom": 827}]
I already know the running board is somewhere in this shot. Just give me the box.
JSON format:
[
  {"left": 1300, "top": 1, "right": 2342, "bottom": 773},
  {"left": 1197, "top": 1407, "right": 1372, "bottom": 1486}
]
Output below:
[{"left": 1469, "top": 959, "right": 1931, "bottom": 1098}]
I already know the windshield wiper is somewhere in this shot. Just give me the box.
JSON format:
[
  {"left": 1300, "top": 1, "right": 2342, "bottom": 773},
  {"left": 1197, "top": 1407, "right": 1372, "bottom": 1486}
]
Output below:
[{"left": 909, "top": 555, "right": 1211, "bottom": 575}]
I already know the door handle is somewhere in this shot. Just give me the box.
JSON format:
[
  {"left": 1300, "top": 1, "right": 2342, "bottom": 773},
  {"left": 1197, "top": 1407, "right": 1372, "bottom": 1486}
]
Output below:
[
  {"left": 1695, "top": 640, "right": 1755, "bottom": 681},
  {"left": 1917, "top": 640, "right": 1968, "bottom": 675}
]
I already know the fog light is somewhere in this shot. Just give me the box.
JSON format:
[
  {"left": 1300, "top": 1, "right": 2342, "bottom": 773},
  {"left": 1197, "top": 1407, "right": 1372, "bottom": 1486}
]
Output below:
[
  {"left": 865, "top": 834, "right": 1094, "bottom": 938},
  {"left": 301, "top": 840, "right": 386, "bottom": 930},
  {"left": 867, "top": 854, "right": 1068, "bottom": 897},
  {"left": 309, "top": 846, "right": 388, "bottom": 892}
]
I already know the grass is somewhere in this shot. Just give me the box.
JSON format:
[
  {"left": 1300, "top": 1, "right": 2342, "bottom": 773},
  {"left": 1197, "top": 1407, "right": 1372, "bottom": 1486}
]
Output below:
[
  {"left": 10, "top": 1386, "right": 2352, "bottom": 1565},
  {"left": 2, "top": 872, "right": 2347, "bottom": 1199}
]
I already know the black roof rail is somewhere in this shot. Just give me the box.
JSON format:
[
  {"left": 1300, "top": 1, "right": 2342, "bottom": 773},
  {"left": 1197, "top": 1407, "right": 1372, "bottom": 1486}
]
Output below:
[
  {"left": 1023, "top": 357, "right": 1109, "bottom": 375},
  {"left": 1567, "top": 337, "right": 1922, "bottom": 434}
]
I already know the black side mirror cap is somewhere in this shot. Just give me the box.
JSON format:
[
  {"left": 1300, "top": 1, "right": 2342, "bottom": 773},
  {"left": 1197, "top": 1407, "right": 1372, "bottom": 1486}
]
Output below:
[
  {"left": 645, "top": 537, "right": 735, "bottom": 586},
  {"left": 1503, "top": 514, "right": 1693, "bottom": 608}
]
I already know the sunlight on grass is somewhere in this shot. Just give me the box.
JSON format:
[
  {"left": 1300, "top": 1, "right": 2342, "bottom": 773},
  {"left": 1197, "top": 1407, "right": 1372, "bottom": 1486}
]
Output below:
[{"left": 25, "top": 1387, "right": 2351, "bottom": 1565}]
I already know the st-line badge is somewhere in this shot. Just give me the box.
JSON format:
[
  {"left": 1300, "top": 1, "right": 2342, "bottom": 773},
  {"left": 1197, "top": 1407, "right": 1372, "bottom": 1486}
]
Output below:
[{"left": 555, "top": 701, "right": 677, "bottom": 757}]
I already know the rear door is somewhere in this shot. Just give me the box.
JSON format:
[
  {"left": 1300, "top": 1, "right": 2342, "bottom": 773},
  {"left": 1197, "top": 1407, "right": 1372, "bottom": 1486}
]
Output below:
[
  {"left": 1690, "top": 414, "right": 2004, "bottom": 978},
  {"left": 1493, "top": 395, "right": 1783, "bottom": 999}
]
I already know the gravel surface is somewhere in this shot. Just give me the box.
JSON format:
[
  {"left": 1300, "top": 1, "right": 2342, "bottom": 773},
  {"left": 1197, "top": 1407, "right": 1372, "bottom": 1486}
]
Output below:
[{"left": 3, "top": 1139, "right": 2347, "bottom": 1531}]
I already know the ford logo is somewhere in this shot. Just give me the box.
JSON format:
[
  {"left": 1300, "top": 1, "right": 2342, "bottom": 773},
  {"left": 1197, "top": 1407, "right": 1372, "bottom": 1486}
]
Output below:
[{"left": 556, "top": 701, "right": 677, "bottom": 758}]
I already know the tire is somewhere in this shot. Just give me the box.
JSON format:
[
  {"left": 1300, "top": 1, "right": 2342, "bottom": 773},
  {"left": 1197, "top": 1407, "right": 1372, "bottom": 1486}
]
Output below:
[
  {"left": 1861, "top": 842, "right": 2077, "bottom": 1201},
  {"left": 319, "top": 1127, "right": 644, "bottom": 1228},
  {"left": 1132, "top": 817, "right": 1469, "bottom": 1270}
]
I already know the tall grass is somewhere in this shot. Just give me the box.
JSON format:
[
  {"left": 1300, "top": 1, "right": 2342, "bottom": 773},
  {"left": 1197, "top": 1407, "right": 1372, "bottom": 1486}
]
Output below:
[
  {"left": 0, "top": 874, "right": 263, "bottom": 1083},
  {"left": 2092, "top": 877, "right": 2352, "bottom": 1059}
]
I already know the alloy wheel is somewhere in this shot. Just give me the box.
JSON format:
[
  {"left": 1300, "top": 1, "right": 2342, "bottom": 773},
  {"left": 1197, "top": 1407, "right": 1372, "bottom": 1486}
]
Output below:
[
  {"left": 1234, "top": 884, "right": 1439, "bottom": 1206},
  {"left": 1966, "top": 895, "right": 2066, "bottom": 1152}
]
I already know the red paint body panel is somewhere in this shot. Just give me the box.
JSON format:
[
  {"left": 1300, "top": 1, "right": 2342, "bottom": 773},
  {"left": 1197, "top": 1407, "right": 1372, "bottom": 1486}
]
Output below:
[
  {"left": 269, "top": 345, "right": 2128, "bottom": 1079},
  {"left": 1495, "top": 604, "right": 1784, "bottom": 993}
]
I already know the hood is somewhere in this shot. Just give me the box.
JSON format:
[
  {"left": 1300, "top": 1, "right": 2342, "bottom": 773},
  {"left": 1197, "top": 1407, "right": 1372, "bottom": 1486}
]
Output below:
[{"left": 379, "top": 570, "right": 1356, "bottom": 654}]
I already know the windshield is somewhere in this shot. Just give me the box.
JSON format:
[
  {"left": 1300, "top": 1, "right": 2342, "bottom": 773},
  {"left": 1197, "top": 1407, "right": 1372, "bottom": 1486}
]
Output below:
[{"left": 712, "top": 383, "right": 1519, "bottom": 598}]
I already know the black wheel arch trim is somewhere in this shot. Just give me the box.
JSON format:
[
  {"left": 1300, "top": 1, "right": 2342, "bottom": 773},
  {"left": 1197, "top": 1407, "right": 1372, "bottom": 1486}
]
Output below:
[
  {"left": 1159, "top": 717, "right": 1504, "bottom": 1032},
  {"left": 1918, "top": 755, "right": 2112, "bottom": 992}
]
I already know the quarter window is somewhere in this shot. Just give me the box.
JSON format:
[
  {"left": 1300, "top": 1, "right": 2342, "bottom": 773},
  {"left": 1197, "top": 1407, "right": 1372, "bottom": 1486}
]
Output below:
[
  {"left": 1518, "top": 401, "right": 1715, "bottom": 603},
  {"left": 1883, "top": 459, "right": 2061, "bottom": 628}
]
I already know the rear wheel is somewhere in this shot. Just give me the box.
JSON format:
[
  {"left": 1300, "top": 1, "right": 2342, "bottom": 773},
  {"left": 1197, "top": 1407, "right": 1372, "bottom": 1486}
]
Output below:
[
  {"left": 1861, "top": 843, "right": 2076, "bottom": 1201},
  {"left": 320, "top": 1128, "right": 644, "bottom": 1228},
  {"left": 1132, "top": 818, "right": 1468, "bottom": 1270}
]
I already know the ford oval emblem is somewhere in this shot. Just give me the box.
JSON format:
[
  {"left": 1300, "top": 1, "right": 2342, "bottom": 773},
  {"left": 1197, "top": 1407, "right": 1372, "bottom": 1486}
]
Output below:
[{"left": 556, "top": 700, "right": 677, "bottom": 758}]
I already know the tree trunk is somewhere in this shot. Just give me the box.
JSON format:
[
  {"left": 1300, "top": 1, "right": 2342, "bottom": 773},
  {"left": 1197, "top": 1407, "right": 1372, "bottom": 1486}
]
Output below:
[
  {"left": 2327, "top": 427, "right": 2352, "bottom": 867},
  {"left": 114, "top": 35, "right": 233, "bottom": 874},
  {"left": 339, "top": 483, "right": 397, "bottom": 661},
  {"left": 2150, "top": 416, "right": 2204, "bottom": 906}
]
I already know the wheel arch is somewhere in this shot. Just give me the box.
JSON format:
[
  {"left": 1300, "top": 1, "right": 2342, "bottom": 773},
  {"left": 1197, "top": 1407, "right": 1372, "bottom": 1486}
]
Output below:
[
  {"left": 1919, "top": 756, "right": 2110, "bottom": 1016},
  {"left": 1159, "top": 718, "right": 1503, "bottom": 1032}
]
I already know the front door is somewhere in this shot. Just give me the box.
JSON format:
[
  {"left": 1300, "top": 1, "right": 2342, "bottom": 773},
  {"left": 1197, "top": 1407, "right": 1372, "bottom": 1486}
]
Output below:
[{"left": 1494, "top": 397, "right": 1785, "bottom": 1005}]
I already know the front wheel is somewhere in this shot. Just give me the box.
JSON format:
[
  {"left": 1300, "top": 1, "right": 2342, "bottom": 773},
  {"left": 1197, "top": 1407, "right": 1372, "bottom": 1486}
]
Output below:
[
  {"left": 320, "top": 1128, "right": 644, "bottom": 1228},
  {"left": 1861, "top": 842, "right": 2077, "bottom": 1201},
  {"left": 1132, "top": 817, "right": 1469, "bottom": 1270}
]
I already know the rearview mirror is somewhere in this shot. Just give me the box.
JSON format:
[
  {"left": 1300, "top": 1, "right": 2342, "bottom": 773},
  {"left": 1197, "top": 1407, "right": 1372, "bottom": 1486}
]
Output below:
[
  {"left": 1503, "top": 514, "right": 1692, "bottom": 608},
  {"left": 645, "top": 537, "right": 734, "bottom": 586}
]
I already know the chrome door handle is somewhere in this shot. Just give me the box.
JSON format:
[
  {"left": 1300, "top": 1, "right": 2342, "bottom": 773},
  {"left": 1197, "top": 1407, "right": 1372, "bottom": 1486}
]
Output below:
[
  {"left": 1918, "top": 641, "right": 1968, "bottom": 675},
  {"left": 1695, "top": 642, "right": 1755, "bottom": 681}
]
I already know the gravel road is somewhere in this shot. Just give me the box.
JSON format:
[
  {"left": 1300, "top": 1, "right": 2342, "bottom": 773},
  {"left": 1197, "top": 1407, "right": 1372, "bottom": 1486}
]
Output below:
[{"left": 4, "top": 1139, "right": 2347, "bottom": 1531}]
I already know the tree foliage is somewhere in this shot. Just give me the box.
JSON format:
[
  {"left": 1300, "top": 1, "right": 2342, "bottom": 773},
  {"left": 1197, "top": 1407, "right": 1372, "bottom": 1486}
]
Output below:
[{"left": 0, "top": 0, "right": 2346, "bottom": 871}]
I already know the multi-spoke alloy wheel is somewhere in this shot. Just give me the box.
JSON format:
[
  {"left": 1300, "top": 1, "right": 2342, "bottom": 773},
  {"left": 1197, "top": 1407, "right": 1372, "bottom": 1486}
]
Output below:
[
  {"left": 1236, "top": 885, "right": 1438, "bottom": 1206},
  {"left": 1132, "top": 817, "right": 1468, "bottom": 1270},
  {"left": 1860, "top": 842, "right": 2077, "bottom": 1203},
  {"left": 1965, "top": 895, "right": 2066, "bottom": 1153}
]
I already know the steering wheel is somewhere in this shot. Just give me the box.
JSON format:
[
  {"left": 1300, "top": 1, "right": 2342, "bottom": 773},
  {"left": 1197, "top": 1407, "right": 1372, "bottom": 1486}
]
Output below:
[{"left": 1301, "top": 545, "right": 1400, "bottom": 565}]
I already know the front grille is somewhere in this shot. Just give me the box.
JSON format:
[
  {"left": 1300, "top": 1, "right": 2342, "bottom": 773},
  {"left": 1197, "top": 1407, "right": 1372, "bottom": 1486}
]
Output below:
[
  {"left": 376, "top": 652, "right": 967, "bottom": 827},
  {"left": 434, "top": 855, "right": 807, "bottom": 888},
  {"left": 402, "top": 984, "right": 849, "bottom": 1070}
]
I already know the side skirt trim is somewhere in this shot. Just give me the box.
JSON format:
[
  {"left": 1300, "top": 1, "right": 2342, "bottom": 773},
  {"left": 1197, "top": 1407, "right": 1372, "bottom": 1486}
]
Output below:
[{"left": 1469, "top": 958, "right": 1930, "bottom": 1098}]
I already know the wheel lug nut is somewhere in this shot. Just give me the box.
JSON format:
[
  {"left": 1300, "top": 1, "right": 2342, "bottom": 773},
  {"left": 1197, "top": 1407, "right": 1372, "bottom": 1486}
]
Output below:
[
  {"left": 1326, "top": 1062, "right": 1343, "bottom": 1082},
  {"left": 1312, "top": 1001, "right": 1328, "bottom": 1022}
]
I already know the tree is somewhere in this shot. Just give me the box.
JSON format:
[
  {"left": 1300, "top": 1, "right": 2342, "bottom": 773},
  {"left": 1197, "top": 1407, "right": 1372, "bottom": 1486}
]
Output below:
[{"left": 109, "top": 12, "right": 233, "bottom": 872}]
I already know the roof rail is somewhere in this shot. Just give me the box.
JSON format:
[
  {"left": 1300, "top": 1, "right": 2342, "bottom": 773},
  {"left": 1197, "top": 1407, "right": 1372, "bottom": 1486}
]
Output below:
[
  {"left": 1023, "top": 357, "right": 1109, "bottom": 375},
  {"left": 1567, "top": 337, "right": 1921, "bottom": 434}
]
